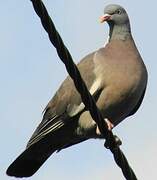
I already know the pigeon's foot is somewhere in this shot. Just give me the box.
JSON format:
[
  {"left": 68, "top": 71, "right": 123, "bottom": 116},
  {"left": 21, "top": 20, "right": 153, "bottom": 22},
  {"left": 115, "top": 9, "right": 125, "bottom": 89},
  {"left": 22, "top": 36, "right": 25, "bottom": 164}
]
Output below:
[
  {"left": 96, "top": 118, "right": 114, "bottom": 135},
  {"left": 104, "top": 118, "right": 114, "bottom": 131}
]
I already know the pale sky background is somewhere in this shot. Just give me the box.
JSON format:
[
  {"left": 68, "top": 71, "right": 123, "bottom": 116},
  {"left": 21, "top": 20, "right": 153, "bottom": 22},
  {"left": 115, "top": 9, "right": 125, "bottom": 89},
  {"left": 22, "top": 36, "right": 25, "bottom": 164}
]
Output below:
[{"left": 0, "top": 0, "right": 157, "bottom": 179}]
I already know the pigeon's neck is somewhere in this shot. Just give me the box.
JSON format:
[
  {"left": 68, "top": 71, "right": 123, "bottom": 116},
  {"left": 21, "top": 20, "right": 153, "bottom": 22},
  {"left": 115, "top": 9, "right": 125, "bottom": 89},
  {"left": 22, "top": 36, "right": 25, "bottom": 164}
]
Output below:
[{"left": 108, "top": 22, "right": 132, "bottom": 41}]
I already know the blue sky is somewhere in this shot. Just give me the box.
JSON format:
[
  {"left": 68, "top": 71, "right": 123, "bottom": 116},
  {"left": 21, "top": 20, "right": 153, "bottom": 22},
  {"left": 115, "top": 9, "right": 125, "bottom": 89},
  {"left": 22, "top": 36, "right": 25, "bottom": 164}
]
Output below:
[{"left": 0, "top": 0, "right": 157, "bottom": 179}]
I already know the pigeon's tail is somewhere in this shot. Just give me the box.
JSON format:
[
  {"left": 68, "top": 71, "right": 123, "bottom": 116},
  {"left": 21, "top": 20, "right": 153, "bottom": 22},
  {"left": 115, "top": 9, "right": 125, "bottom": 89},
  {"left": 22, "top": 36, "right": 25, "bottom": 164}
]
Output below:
[
  {"left": 6, "top": 137, "right": 57, "bottom": 177},
  {"left": 6, "top": 118, "right": 81, "bottom": 178},
  {"left": 6, "top": 112, "right": 82, "bottom": 177}
]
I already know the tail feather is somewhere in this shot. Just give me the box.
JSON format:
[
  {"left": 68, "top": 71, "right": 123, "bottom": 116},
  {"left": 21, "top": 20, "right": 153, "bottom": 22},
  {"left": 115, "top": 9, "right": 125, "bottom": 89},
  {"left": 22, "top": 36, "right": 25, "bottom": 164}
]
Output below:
[
  {"left": 6, "top": 121, "right": 79, "bottom": 177},
  {"left": 7, "top": 153, "right": 50, "bottom": 177},
  {"left": 6, "top": 138, "right": 56, "bottom": 177}
]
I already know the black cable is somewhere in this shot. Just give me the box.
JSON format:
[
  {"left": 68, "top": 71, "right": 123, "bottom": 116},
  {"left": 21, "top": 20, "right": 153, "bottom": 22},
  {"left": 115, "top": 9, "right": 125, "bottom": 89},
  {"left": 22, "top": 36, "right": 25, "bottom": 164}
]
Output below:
[{"left": 30, "top": 0, "right": 138, "bottom": 179}]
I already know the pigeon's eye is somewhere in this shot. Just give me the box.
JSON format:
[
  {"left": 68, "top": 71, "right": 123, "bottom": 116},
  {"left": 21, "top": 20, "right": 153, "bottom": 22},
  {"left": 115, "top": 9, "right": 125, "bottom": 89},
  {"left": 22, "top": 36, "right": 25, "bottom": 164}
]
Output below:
[{"left": 116, "top": 9, "right": 122, "bottom": 15}]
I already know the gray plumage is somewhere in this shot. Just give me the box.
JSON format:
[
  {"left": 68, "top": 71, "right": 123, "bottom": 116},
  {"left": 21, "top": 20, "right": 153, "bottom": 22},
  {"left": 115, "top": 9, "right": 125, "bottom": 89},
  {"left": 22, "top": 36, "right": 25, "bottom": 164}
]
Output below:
[{"left": 7, "top": 4, "right": 148, "bottom": 177}]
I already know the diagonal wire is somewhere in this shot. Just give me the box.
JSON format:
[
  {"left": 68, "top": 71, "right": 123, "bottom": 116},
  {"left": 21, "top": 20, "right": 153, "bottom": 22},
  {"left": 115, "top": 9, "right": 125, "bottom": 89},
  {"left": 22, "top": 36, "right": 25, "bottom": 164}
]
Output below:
[{"left": 30, "top": 0, "right": 138, "bottom": 179}]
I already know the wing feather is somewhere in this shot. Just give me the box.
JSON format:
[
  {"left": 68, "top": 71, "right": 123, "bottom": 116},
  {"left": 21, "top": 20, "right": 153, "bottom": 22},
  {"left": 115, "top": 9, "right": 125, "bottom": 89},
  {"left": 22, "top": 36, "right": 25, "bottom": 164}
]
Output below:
[
  {"left": 26, "top": 52, "right": 101, "bottom": 148},
  {"left": 27, "top": 116, "right": 64, "bottom": 148}
]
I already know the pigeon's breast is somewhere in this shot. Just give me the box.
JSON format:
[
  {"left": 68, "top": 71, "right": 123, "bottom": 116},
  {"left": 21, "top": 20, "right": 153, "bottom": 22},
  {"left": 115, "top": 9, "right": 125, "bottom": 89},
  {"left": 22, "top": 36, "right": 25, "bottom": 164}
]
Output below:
[{"left": 93, "top": 41, "right": 147, "bottom": 124}]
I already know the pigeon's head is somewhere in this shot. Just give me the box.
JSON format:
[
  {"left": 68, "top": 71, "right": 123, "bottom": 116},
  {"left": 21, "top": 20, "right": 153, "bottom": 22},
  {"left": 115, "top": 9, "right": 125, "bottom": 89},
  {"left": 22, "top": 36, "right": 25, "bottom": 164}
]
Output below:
[
  {"left": 100, "top": 4, "right": 131, "bottom": 41},
  {"left": 100, "top": 4, "right": 129, "bottom": 25}
]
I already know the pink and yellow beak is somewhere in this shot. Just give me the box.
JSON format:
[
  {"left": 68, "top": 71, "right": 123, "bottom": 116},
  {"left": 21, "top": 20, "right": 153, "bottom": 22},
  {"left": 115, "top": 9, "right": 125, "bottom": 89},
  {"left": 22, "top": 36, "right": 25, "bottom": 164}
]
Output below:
[{"left": 99, "top": 14, "right": 111, "bottom": 23}]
